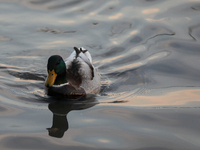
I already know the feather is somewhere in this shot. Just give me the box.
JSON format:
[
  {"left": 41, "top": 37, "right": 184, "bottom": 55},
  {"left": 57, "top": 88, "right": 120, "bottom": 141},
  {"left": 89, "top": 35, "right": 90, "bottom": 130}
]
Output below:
[
  {"left": 73, "top": 47, "right": 94, "bottom": 80},
  {"left": 66, "top": 59, "right": 82, "bottom": 88},
  {"left": 73, "top": 47, "right": 81, "bottom": 58}
]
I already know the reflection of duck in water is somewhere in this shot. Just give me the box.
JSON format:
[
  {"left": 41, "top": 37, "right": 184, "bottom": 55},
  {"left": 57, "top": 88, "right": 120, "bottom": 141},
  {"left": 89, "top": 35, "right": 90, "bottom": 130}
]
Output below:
[
  {"left": 45, "top": 47, "right": 101, "bottom": 98},
  {"left": 47, "top": 96, "right": 97, "bottom": 138}
]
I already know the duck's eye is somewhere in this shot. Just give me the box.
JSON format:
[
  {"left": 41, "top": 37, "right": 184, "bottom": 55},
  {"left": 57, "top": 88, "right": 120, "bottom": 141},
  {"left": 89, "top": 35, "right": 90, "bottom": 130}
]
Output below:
[{"left": 56, "top": 60, "right": 60, "bottom": 65}]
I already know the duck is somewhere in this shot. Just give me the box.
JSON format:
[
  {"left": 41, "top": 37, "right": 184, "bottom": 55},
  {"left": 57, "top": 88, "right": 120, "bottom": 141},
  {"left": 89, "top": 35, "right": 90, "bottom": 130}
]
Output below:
[{"left": 45, "top": 47, "right": 101, "bottom": 98}]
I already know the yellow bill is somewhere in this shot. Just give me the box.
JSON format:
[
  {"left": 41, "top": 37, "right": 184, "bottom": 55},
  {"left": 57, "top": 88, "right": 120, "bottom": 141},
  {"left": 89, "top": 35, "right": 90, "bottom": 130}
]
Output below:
[{"left": 45, "top": 70, "right": 57, "bottom": 87}]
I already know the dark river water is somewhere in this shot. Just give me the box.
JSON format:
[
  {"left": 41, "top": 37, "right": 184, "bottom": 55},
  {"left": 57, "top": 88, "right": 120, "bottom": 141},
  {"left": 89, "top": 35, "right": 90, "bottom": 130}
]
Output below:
[{"left": 0, "top": 0, "right": 200, "bottom": 149}]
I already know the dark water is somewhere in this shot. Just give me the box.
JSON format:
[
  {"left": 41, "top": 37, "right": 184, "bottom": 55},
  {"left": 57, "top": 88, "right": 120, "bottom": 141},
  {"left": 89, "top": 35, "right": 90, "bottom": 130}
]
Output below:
[{"left": 0, "top": 0, "right": 200, "bottom": 149}]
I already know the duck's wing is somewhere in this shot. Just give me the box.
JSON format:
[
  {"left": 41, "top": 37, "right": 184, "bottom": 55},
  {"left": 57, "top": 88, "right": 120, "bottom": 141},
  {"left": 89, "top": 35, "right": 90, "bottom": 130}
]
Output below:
[
  {"left": 79, "top": 47, "right": 92, "bottom": 63},
  {"left": 64, "top": 49, "right": 81, "bottom": 88},
  {"left": 65, "top": 59, "right": 82, "bottom": 88},
  {"left": 64, "top": 47, "right": 95, "bottom": 89},
  {"left": 74, "top": 47, "right": 94, "bottom": 80}
]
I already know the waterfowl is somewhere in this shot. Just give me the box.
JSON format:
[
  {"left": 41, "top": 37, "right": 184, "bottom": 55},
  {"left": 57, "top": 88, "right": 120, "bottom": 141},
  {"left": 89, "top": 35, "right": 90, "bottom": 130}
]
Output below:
[{"left": 45, "top": 47, "right": 101, "bottom": 98}]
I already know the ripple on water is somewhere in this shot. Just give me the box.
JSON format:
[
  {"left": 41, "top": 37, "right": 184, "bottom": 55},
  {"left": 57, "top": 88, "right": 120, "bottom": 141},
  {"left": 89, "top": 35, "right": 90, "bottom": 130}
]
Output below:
[
  {"left": 0, "top": 0, "right": 200, "bottom": 150},
  {"left": 0, "top": 104, "right": 23, "bottom": 116}
]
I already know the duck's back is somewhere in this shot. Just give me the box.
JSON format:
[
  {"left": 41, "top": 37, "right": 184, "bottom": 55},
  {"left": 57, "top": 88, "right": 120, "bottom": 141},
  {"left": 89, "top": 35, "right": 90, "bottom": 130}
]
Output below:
[{"left": 65, "top": 47, "right": 101, "bottom": 94}]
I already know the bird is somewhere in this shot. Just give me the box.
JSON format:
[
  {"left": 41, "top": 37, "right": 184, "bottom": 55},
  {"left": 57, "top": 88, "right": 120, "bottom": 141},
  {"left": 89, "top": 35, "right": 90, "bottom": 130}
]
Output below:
[{"left": 45, "top": 47, "right": 101, "bottom": 98}]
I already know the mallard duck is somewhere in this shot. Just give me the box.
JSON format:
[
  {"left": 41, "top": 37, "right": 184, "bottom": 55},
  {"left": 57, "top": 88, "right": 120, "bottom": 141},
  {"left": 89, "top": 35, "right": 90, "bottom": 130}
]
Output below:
[{"left": 45, "top": 47, "right": 101, "bottom": 97}]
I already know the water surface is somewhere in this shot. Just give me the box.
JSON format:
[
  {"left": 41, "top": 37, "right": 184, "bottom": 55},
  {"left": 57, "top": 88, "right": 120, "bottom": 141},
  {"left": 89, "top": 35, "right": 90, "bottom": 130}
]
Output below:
[{"left": 0, "top": 0, "right": 200, "bottom": 149}]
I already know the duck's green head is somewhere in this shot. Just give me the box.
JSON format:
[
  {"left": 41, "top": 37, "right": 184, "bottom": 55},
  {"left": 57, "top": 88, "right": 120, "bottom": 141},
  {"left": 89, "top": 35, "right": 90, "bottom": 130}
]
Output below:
[{"left": 45, "top": 55, "right": 66, "bottom": 87}]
